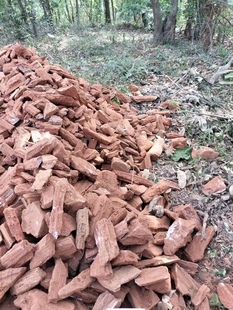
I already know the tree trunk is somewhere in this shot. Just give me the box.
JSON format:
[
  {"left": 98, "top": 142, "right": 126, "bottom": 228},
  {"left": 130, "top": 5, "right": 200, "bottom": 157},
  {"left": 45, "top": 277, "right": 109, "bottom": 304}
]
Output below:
[
  {"left": 69, "top": 0, "right": 75, "bottom": 23},
  {"left": 64, "top": 0, "right": 72, "bottom": 23},
  {"left": 28, "top": 0, "right": 38, "bottom": 37},
  {"left": 162, "top": 0, "right": 178, "bottom": 41},
  {"left": 142, "top": 12, "right": 148, "bottom": 28},
  {"left": 40, "top": 0, "right": 54, "bottom": 31},
  {"left": 150, "top": 0, "right": 163, "bottom": 43},
  {"left": 104, "top": 0, "right": 111, "bottom": 23},
  {"left": 111, "top": 0, "right": 115, "bottom": 22},
  {"left": 16, "top": 0, "right": 28, "bottom": 24},
  {"left": 75, "top": 0, "right": 80, "bottom": 25}
]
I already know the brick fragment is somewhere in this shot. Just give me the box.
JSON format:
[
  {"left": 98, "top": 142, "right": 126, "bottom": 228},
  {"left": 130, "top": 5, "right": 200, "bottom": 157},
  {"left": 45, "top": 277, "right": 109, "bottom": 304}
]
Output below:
[
  {"left": 58, "top": 268, "right": 94, "bottom": 300},
  {"left": 171, "top": 264, "right": 200, "bottom": 297},
  {"left": 94, "top": 218, "right": 119, "bottom": 265},
  {"left": 99, "top": 265, "right": 141, "bottom": 292},
  {"left": 202, "top": 175, "right": 226, "bottom": 195},
  {"left": 170, "top": 292, "right": 186, "bottom": 309},
  {"left": 128, "top": 283, "right": 160, "bottom": 310},
  {"left": 76, "top": 207, "right": 89, "bottom": 250},
  {"left": 0, "top": 240, "right": 34, "bottom": 268},
  {"left": 41, "top": 154, "right": 58, "bottom": 169},
  {"left": 0, "top": 267, "right": 26, "bottom": 301},
  {"left": 144, "top": 215, "right": 170, "bottom": 232},
  {"left": 197, "top": 297, "right": 210, "bottom": 310},
  {"left": 163, "top": 218, "right": 196, "bottom": 255},
  {"left": 132, "top": 95, "right": 158, "bottom": 103},
  {"left": 142, "top": 179, "right": 180, "bottom": 203},
  {"left": 21, "top": 201, "right": 47, "bottom": 238},
  {"left": 83, "top": 126, "right": 116, "bottom": 145},
  {"left": 14, "top": 289, "right": 75, "bottom": 310},
  {"left": 40, "top": 266, "right": 53, "bottom": 290},
  {"left": 119, "top": 219, "right": 153, "bottom": 245},
  {"left": 64, "top": 181, "right": 86, "bottom": 211},
  {"left": 142, "top": 241, "right": 163, "bottom": 258},
  {"left": 217, "top": 282, "right": 233, "bottom": 309},
  {"left": 192, "top": 146, "right": 219, "bottom": 159},
  {"left": 111, "top": 157, "right": 130, "bottom": 172},
  {"left": 114, "top": 219, "right": 129, "bottom": 239},
  {"left": 54, "top": 235, "right": 77, "bottom": 259},
  {"left": 30, "top": 234, "right": 55, "bottom": 269},
  {"left": 154, "top": 231, "right": 167, "bottom": 245},
  {"left": 70, "top": 155, "right": 98, "bottom": 180},
  {"left": 177, "top": 259, "right": 199, "bottom": 275},
  {"left": 191, "top": 284, "right": 210, "bottom": 307},
  {"left": 25, "top": 137, "right": 56, "bottom": 160},
  {"left": 185, "top": 226, "right": 215, "bottom": 262},
  {"left": 135, "top": 254, "right": 180, "bottom": 269},
  {"left": 90, "top": 254, "right": 113, "bottom": 280},
  {"left": 49, "top": 178, "right": 67, "bottom": 239},
  {"left": 135, "top": 266, "right": 170, "bottom": 287},
  {"left": 92, "top": 291, "right": 121, "bottom": 310},
  {"left": 48, "top": 259, "right": 68, "bottom": 303},
  {"left": 114, "top": 169, "right": 153, "bottom": 186},
  {"left": 173, "top": 204, "right": 202, "bottom": 231},
  {"left": 112, "top": 250, "right": 139, "bottom": 266},
  {"left": 10, "top": 267, "right": 46, "bottom": 295},
  {"left": 31, "top": 168, "right": 52, "bottom": 191},
  {"left": 0, "top": 222, "right": 15, "bottom": 249}
]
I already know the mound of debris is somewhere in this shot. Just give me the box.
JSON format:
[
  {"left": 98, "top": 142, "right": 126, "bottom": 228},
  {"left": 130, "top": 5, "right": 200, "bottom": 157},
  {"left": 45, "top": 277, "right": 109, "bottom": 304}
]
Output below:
[{"left": 0, "top": 43, "right": 229, "bottom": 310}]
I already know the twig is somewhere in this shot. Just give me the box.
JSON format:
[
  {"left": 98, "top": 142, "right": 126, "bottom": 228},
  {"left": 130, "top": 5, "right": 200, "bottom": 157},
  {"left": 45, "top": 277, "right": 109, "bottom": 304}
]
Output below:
[
  {"left": 208, "top": 57, "right": 233, "bottom": 84},
  {"left": 172, "top": 110, "right": 233, "bottom": 120},
  {"left": 201, "top": 212, "right": 209, "bottom": 241}
]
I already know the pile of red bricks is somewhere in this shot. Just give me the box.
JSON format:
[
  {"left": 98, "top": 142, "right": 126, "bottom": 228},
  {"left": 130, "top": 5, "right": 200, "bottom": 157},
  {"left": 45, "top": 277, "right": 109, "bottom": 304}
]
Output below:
[{"left": 0, "top": 43, "right": 228, "bottom": 310}]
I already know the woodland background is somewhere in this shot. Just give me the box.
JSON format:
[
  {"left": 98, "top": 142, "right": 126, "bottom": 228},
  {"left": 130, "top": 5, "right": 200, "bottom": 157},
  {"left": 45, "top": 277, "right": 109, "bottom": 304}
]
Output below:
[{"left": 1, "top": 0, "right": 233, "bottom": 51}]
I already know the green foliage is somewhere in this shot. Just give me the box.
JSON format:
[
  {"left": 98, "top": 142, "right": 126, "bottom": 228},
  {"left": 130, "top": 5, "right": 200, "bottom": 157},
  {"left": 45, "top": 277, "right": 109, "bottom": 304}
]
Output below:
[
  {"left": 171, "top": 146, "right": 192, "bottom": 161},
  {"left": 209, "top": 294, "right": 223, "bottom": 307},
  {"left": 118, "top": 0, "right": 151, "bottom": 25}
]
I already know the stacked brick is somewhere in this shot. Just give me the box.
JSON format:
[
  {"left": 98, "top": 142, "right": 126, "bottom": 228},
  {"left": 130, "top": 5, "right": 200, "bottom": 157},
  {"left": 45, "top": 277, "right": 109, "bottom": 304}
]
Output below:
[{"left": 0, "top": 43, "right": 220, "bottom": 309}]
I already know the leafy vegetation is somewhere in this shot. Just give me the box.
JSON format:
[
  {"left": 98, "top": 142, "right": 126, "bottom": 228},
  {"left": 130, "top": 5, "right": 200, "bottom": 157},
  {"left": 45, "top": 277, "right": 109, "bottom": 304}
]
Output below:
[{"left": 1, "top": 0, "right": 233, "bottom": 50}]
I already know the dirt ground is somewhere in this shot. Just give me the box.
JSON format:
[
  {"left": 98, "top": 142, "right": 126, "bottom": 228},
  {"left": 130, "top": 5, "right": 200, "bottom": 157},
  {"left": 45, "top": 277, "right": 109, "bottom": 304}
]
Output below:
[{"left": 133, "top": 73, "right": 233, "bottom": 308}]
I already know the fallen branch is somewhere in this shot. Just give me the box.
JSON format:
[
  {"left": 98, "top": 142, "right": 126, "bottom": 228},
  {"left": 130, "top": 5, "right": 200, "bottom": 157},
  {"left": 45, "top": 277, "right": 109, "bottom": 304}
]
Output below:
[{"left": 208, "top": 57, "right": 233, "bottom": 84}]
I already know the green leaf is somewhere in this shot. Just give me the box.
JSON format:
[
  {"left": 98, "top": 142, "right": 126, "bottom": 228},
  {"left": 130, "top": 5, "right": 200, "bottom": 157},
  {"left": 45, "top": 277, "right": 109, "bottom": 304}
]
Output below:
[
  {"left": 171, "top": 146, "right": 192, "bottom": 162},
  {"left": 209, "top": 294, "right": 223, "bottom": 307},
  {"left": 214, "top": 268, "right": 226, "bottom": 277}
]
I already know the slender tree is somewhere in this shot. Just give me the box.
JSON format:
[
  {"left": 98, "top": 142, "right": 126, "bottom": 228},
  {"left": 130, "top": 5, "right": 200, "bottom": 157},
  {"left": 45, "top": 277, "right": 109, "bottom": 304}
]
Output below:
[{"left": 104, "top": 0, "right": 111, "bottom": 23}]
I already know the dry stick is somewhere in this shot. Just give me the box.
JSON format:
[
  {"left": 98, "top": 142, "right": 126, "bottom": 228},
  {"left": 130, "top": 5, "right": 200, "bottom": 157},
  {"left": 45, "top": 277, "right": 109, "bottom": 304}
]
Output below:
[
  {"left": 171, "top": 110, "right": 233, "bottom": 120},
  {"left": 208, "top": 56, "right": 233, "bottom": 84}
]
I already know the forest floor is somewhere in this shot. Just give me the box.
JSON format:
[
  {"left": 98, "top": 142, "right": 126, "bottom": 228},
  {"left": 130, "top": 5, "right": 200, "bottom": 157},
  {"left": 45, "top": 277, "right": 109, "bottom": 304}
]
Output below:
[{"left": 2, "top": 26, "right": 233, "bottom": 308}]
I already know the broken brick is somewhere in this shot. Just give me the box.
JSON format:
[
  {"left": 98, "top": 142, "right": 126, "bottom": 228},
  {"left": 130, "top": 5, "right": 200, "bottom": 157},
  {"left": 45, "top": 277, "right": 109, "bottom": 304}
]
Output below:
[
  {"left": 164, "top": 218, "right": 196, "bottom": 255},
  {"left": 185, "top": 226, "right": 215, "bottom": 262},
  {"left": 48, "top": 259, "right": 68, "bottom": 303},
  {"left": 98, "top": 265, "right": 141, "bottom": 292},
  {"left": 94, "top": 218, "right": 119, "bottom": 265},
  {"left": 76, "top": 207, "right": 89, "bottom": 250},
  {"left": 202, "top": 176, "right": 226, "bottom": 196},
  {"left": 58, "top": 268, "right": 94, "bottom": 300},
  {"left": 10, "top": 267, "right": 46, "bottom": 296},
  {"left": 217, "top": 283, "right": 233, "bottom": 310},
  {"left": 30, "top": 234, "right": 55, "bottom": 269},
  {"left": 21, "top": 201, "right": 47, "bottom": 238},
  {"left": 0, "top": 267, "right": 26, "bottom": 301}
]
